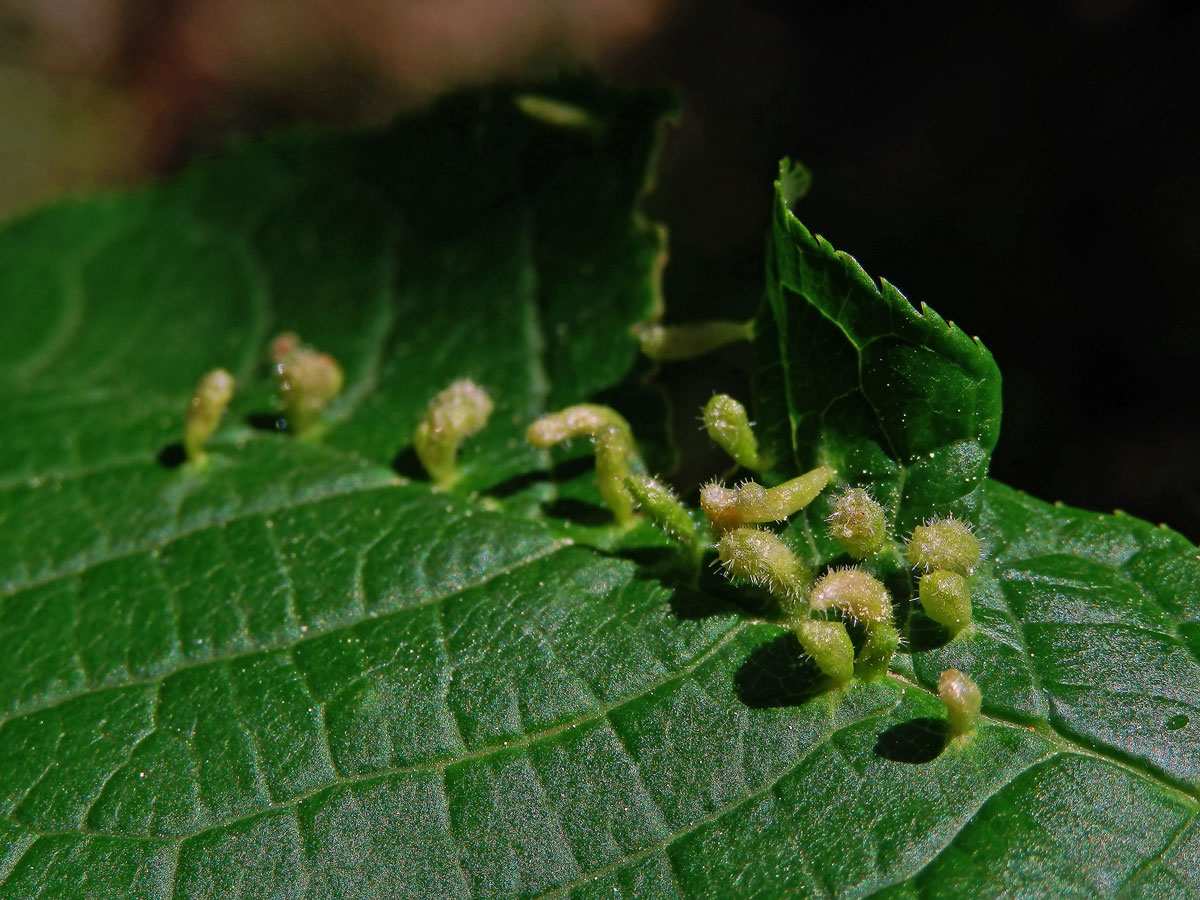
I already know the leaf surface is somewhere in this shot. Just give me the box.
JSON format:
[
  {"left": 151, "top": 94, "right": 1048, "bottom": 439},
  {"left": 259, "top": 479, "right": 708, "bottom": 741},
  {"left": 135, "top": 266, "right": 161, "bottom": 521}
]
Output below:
[{"left": 1, "top": 87, "right": 1198, "bottom": 900}]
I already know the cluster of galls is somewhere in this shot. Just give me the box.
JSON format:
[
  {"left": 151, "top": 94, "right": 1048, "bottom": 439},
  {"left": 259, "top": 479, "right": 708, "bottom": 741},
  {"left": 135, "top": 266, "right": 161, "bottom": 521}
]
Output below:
[
  {"left": 523, "top": 391, "right": 982, "bottom": 727},
  {"left": 184, "top": 338, "right": 498, "bottom": 487},
  {"left": 705, "top": 471, "right": 903, "bottom": 686},
  {"left": 700, "top": 394, "right": 982, "bottom": 696},
  {"left": 183, "top": 330, "right": 982, "bottom": 733},
  {"left": 520, "top": 321, "right": 979, "bottom": 729}
]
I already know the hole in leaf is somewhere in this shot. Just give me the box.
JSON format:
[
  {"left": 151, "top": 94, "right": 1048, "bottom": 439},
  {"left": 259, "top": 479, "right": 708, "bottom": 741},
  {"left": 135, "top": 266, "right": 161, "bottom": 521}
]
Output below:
[
  {"left": 874, "top": 717, "right": 949, "bottom": 764},
  {"left": 735, "top": 631, "right": 826, "bottom": 709}
]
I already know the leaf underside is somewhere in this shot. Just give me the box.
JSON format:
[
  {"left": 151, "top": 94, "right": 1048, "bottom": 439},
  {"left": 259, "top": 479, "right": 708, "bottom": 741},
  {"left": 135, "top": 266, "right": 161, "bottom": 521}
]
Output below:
[{"left": 1, "top": 86, "right": 1198, "bottom": 900}]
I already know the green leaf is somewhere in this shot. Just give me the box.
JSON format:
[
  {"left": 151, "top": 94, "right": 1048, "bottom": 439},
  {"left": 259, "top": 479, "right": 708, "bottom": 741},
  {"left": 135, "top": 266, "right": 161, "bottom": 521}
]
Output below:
[
  {"left": 2, "top": 85, "right": 1199, "bottom": 900},
  {"left": 756, "top": 160, "right": 1002, "bottom": 534}
]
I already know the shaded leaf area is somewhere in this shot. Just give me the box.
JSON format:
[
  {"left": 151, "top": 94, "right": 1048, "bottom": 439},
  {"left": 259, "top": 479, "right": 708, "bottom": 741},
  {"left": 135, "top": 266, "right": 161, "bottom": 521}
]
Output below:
[
  {"left": 754, "top": 161, "right": 1002, "bottom": 535},
  {"left": 0, "top": 80, "right": 670, "bottom": 498}
]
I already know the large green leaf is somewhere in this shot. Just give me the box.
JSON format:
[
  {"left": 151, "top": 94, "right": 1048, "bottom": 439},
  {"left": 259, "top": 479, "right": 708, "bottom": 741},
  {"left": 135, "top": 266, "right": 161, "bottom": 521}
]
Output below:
[{"left": 2, "top": 85, "right": 1199, "bottom": 900}]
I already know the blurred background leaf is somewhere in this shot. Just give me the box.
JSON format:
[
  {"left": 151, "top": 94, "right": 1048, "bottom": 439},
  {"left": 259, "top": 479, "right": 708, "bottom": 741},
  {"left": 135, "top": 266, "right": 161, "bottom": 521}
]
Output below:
[{"left": 1, "top": 0, "right": 1197, "bottom": 536}]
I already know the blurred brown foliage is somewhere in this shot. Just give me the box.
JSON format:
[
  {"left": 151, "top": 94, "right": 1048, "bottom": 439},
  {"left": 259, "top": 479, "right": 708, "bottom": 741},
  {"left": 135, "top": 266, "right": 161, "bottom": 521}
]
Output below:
[{"left": 0, "top": 0, "right": 680, "bottom": 214}]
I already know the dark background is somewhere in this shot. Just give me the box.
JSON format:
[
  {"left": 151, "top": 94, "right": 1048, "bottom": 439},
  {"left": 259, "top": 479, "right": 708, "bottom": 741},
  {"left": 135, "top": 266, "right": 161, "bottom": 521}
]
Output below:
[
  {"left": 3, "top": 0, "right": 1198, "bottom": 538},
  {"left": 623, "top": 0, "right": 1200, "bottom": 539}
]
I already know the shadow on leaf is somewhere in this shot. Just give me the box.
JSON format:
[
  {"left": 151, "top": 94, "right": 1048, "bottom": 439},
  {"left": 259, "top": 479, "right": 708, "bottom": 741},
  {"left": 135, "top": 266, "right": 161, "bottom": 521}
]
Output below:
[
  {"left": 156, "top": 442, "right": 187, "bottom": 469},
  {"left": 879, "top": 567, "right": 914, "bottom": 630},
  {"left": 904, "top": 612, "right": 952, "bottom": 653},
  {"left": 736, "top": 631, "right": 827, "bottom": 708},
  {"left": 667, "top": 584, "right": 739, "bottom": 620},
  {"left": 697, "top": 568, "right": 786, "bottom": 621},
  {"left": 246, "top": 412, "right": 286, "bottom": 433},
  {"left": 482, "top": 456, "right": 596, "bottom": 500},
  {"left": 874, "top": 717, "right": 949, "bottom": 764},
  {"left": 620, "top": 545, "right": 684, "bottom": 573}
]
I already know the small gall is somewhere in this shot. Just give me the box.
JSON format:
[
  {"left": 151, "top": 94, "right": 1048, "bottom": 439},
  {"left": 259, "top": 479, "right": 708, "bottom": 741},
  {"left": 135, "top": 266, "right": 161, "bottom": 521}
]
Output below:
[
  {"left": 716, "top": 527, "right": 812, "bottom": 604},
  {"left": 634, "top": 319, "right": 753, "bottom": 362},
  {"left": 273, "top": 335, "right": 344, "bottom": 436},
  {"left": 414, "top": 378, "right": 495, "bottom": 488},
  {"left": 854, "top": 622, "right": 900, "bottom": 681},
  {"left": 938, "top": 668, "right": 981, "bottom": 737},
  {"left": 700, "top": 467, "right": 834, "bottom": 534},
  {"left": 514, "top": 93, "right": 605, "bottom": 135},
  {"left": 795, "top": 619, "right": 855, "bottom": 684},
  {"left": 905, "top": 516, "right": 981, "bottom": 576},
  {"left": 809, "top": 567, "right": 893, "bottom": 626},
  {"left": 525, "top": 404, "right": 632, "bottom": 449},
  {"left": 626, "top": 474, "right": 703, "bottom": 566},
  {"left": 702, "top": 394, "right": 764, "bottom": 471},
  {"left": 827, "top": 487, "right": 888, "bottom": 558},
  {"left": 919, "top": 569, "right": 973, "bottom": 636},
  {"left": 699, "top": 481, "right": 741, "bottom": 533},
  {"left": 526, "top": 404, "right": 640, "bottom": 526},
  {"left": 594, "top": 428, "right": 639, "bottom": 526},
  {"left": 183, "top": 368, "right": 234, "bottom": 465}
]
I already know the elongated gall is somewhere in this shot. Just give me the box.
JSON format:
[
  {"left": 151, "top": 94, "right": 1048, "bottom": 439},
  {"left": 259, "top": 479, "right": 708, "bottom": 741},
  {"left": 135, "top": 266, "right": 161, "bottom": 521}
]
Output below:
[
  {"left": 273, "top": 335, "right": 344, "bottom": 436},
  {"left": 634, "top": 320, "right": 753, "bottom": 361},
  {"left": 855, "top": 622, "right": 900, "bottom": 681},
  {"left": 183, "top": 368, "right": 234, "bottom": 464},
  {"left": 795, "top": 619, "right": 854, "bottom": 684},
  {"left": 525, "top": 403, "right": 631, "bottom": 448},
  {"left": 716, "top": 527, "right": 812, "bottom": 602},
  {"left": 627, "top": 474, "right": 703, "bottom": 565},
  {"left": 938, "top": 668, "right": 981, "bottom": 737},
  {"left": 414, "top": 378, "right": 494, "bottom": 487},
  {"left": 700, "top": 467, "right": 834, "bottom": 533},
  {"left": 594, "top": 429, "right": 637, "bottom": 525},
  {"left": 526, "top": 404, "right": 640, "bottom": 525},
  {"left": 919, "top": 569, "right": 972, "bottom": 635},
  {"left": 702, "top": 394, "right": 763, "bottom": 470},
  {"left": 809, "top": 567, "right": 893, "bottom": 625}
]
